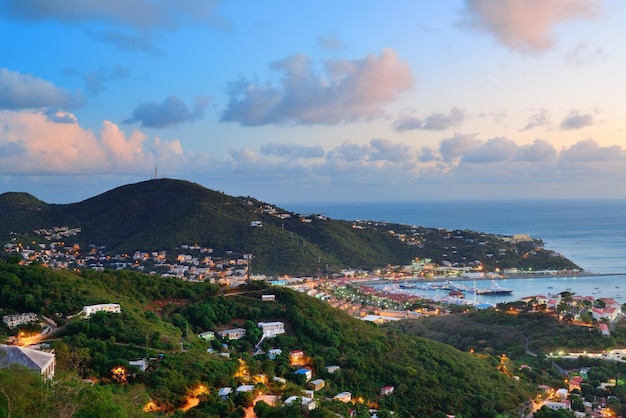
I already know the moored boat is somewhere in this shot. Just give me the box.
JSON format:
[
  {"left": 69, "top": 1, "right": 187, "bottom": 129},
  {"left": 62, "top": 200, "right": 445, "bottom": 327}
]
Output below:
[{"left": 475, "top": 280, "right": 513, "bottom": 295}]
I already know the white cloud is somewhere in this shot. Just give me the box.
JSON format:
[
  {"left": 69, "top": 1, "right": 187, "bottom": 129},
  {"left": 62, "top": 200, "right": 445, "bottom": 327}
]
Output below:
[
  {"left": 123, "top": 96, "right": 209, "bottom": 128},
  {"left": 560, "top": 138, "right": 624, "bottom": 162},
  {"left": 0, "top": 68, "right": 81, "bottom": 110},
  {"left": 462, "top": 0, "right": 600, "bottom": 52},
  {"left": 221, "top": 49, "right": 414, "bottom": 126},
  {"left": 260, "top": 143, "right": 325, "bottom": 159},
  {"left": 393, "top": 108, "right": 464, "bottom": 132},
  {"left": 520, "top": 109, "right": 551, "bottom": 132},
  {"left": 560, "top": 111, "right": 594, "bottom": 130}
]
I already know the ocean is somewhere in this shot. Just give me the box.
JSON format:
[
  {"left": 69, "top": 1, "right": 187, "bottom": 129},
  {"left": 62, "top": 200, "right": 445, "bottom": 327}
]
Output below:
[{"left": 279, "top": 199, "right": 626, "bottom": 304}]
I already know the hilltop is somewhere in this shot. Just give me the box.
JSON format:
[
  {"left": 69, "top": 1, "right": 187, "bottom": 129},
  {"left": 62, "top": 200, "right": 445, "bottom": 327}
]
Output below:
[
  {"left": 0, "top": 262, "right": 533, "bottom": 417},
  {"left": 0, "top": 178, "right": 580, "bottom": 276}
]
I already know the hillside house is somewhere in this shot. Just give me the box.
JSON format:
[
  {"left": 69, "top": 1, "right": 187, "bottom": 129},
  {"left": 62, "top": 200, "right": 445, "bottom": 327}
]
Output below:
[
  {"left": 592, "top": 307, "right": 620, "bottom": 322},
  {"left": 217, "top": 328, "right": 246, "bottom": 340},
  {"left": 2, "top": 312, "right": 38, "bottom": 329},
  {"left": 380, "top": 386, "right": 395, "bottom": 396},
  {"left": 267, "top": 348, "right": 283, "bottom": 360},
  {"left": 333, "top": 392, "right": 352, "bottom": 403},
  {"left": 325, "top": 365, "right": 340, "bottom": 374},
  {"left": 262, "top": 294, "right": 276, "bottom": 302},
  {"left": 129, "top": 358, "right": 148, "bottom": 372},
  {"left": 284, "top": 396, "right": 316, "bottom": 411},
  {"left": 295, "top": 368, "right": 312, "bottom": 381},
  {"left": 308, "top": 378, "right": 325, "bottom": 391},
  {"left": 599, "top": 323, "right": 610, "bottom": 336},
  {"left": 218, "top": 387, "right": 232, "bottom": 400},
  {"left": 198, "top": 331, "right": 215, "bottom": 341},
  {"left": 258, "top": 321, "right": 285, "bottom": 337},
  {"left": 82, "top": 303, "right": 121, "bottom": 318},
  {"left": 235, "top": 384, "right": 255, "bottom": 393},
  {"left": 0, "top": 344, "right": 55, "bottom": 380}
]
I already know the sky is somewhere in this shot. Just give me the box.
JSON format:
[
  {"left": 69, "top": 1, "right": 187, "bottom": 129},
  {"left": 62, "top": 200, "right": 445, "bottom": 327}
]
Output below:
[{"left": 1, "top": 0, "right": 626, "bottom": 204}]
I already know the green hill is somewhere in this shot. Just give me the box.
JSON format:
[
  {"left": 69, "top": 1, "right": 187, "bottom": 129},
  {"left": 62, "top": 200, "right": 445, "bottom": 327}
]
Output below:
[
  {"left": 0, "top": 262, "right": 534, "bottom": 417},
  {"left": 0, "top": 178, "right": 580, "bottom": 275}
]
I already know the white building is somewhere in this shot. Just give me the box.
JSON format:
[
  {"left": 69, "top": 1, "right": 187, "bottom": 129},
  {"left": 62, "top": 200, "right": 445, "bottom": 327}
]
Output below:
[
  {"left": 2, "top": 312, "right": 38, "bottom": 329},
  {"left": 284, "top": 396, "right": 316, "bottom": 411},
  {"left": 258, "top": 321, "right": 285, "bottom": 337},
  {"left": 82, "top": 303, "right": 121, "bottom": 318},
  {"left": 0, "top": 344, "right": 55, "bottom": 380},
  {"left": 333, "top": 392, "right": 352, "bottom": 403},
  {"left": 218, "top": 328, "right": 246, "bottom": 340}
]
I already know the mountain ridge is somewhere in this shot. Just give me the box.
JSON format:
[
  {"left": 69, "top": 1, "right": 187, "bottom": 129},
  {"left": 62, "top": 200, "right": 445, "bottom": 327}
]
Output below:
[{"left": 0, "top": 178, "right": 581, "bottom": 276}]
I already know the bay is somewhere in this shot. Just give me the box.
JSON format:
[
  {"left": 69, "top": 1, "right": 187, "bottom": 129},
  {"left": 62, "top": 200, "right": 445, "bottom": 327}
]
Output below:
[{"left": 280, "top": 199, "right": 626, "bottom": 302}]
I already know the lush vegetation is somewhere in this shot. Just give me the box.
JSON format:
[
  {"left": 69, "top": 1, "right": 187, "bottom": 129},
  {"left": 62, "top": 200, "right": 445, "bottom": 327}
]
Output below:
[
  {"left": 0, "top": 178, "right": 579, "bottom": 275},
  {"left": 0, "top": 262, "right": 534, "bottom": 417}
]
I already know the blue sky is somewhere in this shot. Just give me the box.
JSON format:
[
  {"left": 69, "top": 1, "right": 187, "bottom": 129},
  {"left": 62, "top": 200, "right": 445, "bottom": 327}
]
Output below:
[{"left": 1, "top": 0, "right": 625, "bottom": 204}]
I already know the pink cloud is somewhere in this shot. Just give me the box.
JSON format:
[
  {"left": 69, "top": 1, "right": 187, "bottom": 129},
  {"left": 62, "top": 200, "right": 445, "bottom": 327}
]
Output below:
[
  {"left": 0, "top": 110, "right": 184, "bottom": 174},
  {"left": 463, "top": 0, "right": 600, "bottom": 52},
  {"left": 221, "top": 49, "right": 414, "bottom": 126}
]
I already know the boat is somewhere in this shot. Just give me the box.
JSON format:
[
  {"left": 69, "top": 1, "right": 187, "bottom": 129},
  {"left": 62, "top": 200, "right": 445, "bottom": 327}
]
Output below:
[
  {"left": 475, "top": 280, "right": 513, "bottom": 295},
  {"left": 398, "top": 282, "right": 420, "bottom": 289}
]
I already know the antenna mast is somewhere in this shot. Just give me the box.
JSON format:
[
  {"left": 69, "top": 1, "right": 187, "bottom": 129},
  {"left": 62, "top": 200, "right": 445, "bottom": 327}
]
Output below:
[{"left": 154, "top": 165, "right": 158, "bottom": 180}]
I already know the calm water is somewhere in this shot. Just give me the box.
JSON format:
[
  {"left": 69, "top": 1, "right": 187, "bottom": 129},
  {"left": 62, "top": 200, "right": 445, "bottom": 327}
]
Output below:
[{"left": 280, "top": 199, "right": 626, "bottom": 302}]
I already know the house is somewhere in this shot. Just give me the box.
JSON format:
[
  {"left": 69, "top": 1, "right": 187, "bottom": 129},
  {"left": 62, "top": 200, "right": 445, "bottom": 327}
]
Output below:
[
  {"left": 129, "top": 358, "right": 148, "bottom": 372},
  {"left": 325, "top": 365, "right": 340, "bottom": 374},
  {"left": 218, "top": 387, "right": 232, "bottom": 400},
  {"left": 198, "top": 331, "right": 215, "bottom": 341},
  {"left": 272, "top": 376, "right": 287, "bottom": 386},
  {"left": 2, "top": 312, "right": 38, "bottom": 329},
  {"left": 380, "top": 386, "right": 394, "bottom": 396},
  {"left": 82, "top": 303, "right": 121, "bottom": 318},
  {"left": 267, "top": 348, "right": 283, "bottom": 360},
  {"left": 0, "top": 344, "right": 55, "bottom": 380},
  {"left": 545, "top": 401, "right": 570, "bottom": 410},
  {"left": 599, "top": 323, "right": 610, "bottom": 336},
  {"left": 290, "top": 349, "right": 305, "bottom": 365},
  {"left": 236, "top": 384, "right": 255, "bottom": 393},
  {"left": 295, "top": 368, "right": 312, "bottom": 381},
  {"left": 308, "top": 378, "right": 325, "bottom": 391},
  {"left": 592, "top": 308, "right": 620, "bottom": 322},
  {"left": 217, "top": 328, "right": 246, "bottom": 340},
  {"left": 284, "top": 396, "right": 316, "bottom": 411},
  {"left": 333, "top": 392, "right": 352, "bottom": 403},
  {"left": 569, "top": 376, "right": 584, "bottom": 391},
  {"left": 262, "top": 294, "right": 276, "bottom": 302},
  {"left": 258, "top": 321, "right": 285, "bottom": 337}
]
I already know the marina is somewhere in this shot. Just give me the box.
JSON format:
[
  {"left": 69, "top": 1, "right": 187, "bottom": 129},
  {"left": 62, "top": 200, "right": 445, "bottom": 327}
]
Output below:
[{"left": 368, "top": 273, "right": 626, "bottom": 306}]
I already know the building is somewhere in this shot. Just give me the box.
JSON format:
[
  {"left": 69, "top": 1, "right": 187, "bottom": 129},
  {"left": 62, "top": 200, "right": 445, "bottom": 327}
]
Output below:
[
  {"left": 258, "top": 321, "right": 285, "bottom": 337},
  {"left": 267, "top": 348, "right": 283, "bottom": 360},
  {"left": 198, "top": 331, "right": 215, "bottom": 341},
  {"left": 129, "top": 358, "right": 148, "bottom": 372},
  {"left": 217, "top": 328, "right": 246, "bottom": 340},
  {"left": 325, "top": 365, "right": 340, "bottom": 374},
  {"left": 2, "top": 312, "right": 38, "bottom": 329},
  {"left": 0, "top": 344, "right": 55, "bottom": 380},
  {"left": 218, "top": 387, "right": 232, "bottom": 400},
  {"left": 380, "top": 386, "right": 395, "bottom": 396},
  {"left": 295, "top": 368, "right": 312, "bottom": 381},
  {"left": 308, "top": 378, "right": 325, "bottom": 391},
  {"left": 82, "top": 303, "right": 121, "bottom": 318},
  {"left": 284, "top": 396, "right": 316, "bottom": 411},
  {"left": 333, "top": 392, "right": 352, "bottom": 403},
  {"left": 262, "top": 294, "right": 276, "bottom": 302}
]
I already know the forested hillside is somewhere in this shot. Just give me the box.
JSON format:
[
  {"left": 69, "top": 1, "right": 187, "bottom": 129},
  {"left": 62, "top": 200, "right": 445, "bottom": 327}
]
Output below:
[{"left": 0, "top": 262, "right": 534, "bottom": 417}]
